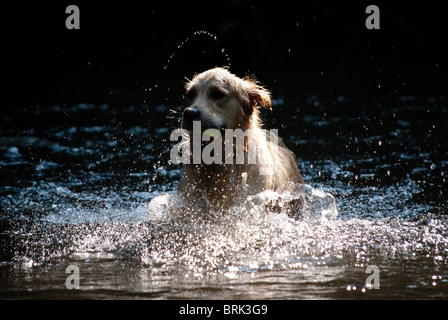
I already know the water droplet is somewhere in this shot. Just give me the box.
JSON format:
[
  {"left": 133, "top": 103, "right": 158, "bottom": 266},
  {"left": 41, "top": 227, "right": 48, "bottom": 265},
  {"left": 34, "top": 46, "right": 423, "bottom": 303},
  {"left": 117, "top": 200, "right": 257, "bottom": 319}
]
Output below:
[{"left": 162, "top": 30, "right": 230, "bottom": 70}]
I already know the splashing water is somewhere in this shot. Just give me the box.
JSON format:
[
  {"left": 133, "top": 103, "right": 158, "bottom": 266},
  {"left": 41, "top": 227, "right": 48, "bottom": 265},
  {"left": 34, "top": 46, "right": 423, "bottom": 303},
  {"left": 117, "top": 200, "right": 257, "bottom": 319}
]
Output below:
[
  {"left": 141, "top": 31, "right": 231, "bottom": 105},
  {"left": 2, "top": 179, "right": 338, "bottom": 276},
  {"left": 163, "top": 30, "right": 231, "bottom": 70},
  {"left": 2, "top": 95, "right": 448, "bottom": 298}
]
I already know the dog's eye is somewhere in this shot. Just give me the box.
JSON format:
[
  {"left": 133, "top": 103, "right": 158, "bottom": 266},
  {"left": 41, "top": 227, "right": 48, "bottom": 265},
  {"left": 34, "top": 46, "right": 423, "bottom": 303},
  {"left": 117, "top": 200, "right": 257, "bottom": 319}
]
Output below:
[{"left": 210, "top": 88, "right": 227, "bottom": 100}]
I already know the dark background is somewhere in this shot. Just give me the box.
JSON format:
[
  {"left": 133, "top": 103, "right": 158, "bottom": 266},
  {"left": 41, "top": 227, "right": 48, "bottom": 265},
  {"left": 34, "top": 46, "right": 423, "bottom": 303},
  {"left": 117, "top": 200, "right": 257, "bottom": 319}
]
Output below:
[{"left": 1, "top": 0, "right": 447, "bottom": 110}]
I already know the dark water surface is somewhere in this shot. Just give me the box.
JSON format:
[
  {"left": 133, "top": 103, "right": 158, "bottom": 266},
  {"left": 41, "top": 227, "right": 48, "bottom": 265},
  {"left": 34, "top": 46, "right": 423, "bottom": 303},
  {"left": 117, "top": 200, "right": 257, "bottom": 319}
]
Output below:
[{"left": 1, "top": 93, "right": 448, "bottom": 299}]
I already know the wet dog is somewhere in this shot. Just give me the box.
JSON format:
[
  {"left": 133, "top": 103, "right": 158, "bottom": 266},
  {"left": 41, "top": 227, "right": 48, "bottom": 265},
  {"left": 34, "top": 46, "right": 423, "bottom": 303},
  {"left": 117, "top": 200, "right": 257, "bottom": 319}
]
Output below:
[{"left": 177, "top": 67, "right": 302, "bottom": 210}]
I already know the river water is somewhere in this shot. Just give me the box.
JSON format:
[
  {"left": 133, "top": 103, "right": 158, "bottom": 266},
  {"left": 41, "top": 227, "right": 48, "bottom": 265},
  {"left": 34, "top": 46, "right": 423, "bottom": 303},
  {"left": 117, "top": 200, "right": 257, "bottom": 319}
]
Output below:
[{"left": 1, "top": 93, "right": 447, "bottom": 299}]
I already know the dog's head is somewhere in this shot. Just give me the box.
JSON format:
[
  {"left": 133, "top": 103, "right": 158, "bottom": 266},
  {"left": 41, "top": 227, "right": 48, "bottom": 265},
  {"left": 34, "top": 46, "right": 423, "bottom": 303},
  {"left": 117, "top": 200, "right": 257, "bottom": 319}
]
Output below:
[{"left": 182, "top": 67, "right": 272, "bottom": 132}]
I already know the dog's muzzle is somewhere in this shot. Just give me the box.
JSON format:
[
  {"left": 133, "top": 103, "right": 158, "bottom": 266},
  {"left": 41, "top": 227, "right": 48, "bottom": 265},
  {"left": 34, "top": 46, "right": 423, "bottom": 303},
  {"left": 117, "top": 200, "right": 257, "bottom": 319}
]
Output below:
[
  {"left": 182, "top": 107, "right": 201, "bottom": 131},
  {"left": 182, "top": 107, "right": 227, "bottom": 132}
]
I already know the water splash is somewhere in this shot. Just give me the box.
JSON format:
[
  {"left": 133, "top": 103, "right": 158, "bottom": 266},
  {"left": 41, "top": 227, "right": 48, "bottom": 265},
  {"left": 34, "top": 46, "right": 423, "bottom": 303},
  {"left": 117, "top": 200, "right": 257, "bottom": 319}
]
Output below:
[
  {"left": 163, "top": 30, "right": 231, "bottom": 70},
  {"left": 142, "top": 31, "right": 231, "bottom": 109},
  {"left": 142, "top": 183, "right": 337, "bottom": 273},
  {"left": 3, "top": 95, "right": 448, "bottom": 298}
]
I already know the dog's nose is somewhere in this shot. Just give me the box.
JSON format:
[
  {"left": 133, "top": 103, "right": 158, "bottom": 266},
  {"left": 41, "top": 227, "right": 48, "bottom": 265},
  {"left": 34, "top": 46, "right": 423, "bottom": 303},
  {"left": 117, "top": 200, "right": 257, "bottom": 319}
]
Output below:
[{"left": 182, "top": 107, "right": 201, "bottom": 130}]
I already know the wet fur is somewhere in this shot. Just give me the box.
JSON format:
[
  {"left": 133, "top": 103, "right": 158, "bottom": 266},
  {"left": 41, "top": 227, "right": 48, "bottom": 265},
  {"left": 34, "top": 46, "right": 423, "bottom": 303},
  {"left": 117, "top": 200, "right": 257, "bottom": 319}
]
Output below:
[{"left": 178, "top": 67, "right": 302, "bottom": 209}]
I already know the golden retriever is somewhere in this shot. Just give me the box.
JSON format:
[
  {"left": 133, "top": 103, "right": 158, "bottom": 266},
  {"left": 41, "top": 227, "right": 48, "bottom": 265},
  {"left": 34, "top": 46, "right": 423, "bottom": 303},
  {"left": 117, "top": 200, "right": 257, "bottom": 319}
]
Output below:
[{"left": 176, "top": 67, "right": 302, "bottom": 210}]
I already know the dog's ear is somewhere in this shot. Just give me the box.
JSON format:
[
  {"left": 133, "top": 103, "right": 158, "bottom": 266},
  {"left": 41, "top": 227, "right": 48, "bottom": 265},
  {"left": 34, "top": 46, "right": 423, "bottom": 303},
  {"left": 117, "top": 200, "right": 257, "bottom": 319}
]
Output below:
[{"left": 242, "top": 78, "right": 272, "bottom": 115}]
